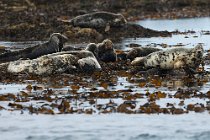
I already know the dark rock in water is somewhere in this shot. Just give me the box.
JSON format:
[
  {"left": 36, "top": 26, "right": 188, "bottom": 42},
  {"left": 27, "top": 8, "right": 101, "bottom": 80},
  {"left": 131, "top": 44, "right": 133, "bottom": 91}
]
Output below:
[
  {"left": 127, "top": 47, "right": 161, "bottom": 60},
  {"left": 0, "top": 47, "right": 10, "bottom": 54},
  {"left": 0, "top": 33, "right": 68, "bottom": 63},
  {"left": 206, "top": 53, "right": 210, "bottom": 60},
  {"left": 69, "top": 11, "right": 127, "bottom": 28},
  {"left": 128, "top": 43, "right": 141, "bottom": 48},
  {"left": 0, "top": 50, "right": 101, "bottom": 75},
  {"left": 86, "top": 39, "right": 117, "bottom": 62},
  {"left": 131, "top": 44, "right": 204, "bottom": 74}
]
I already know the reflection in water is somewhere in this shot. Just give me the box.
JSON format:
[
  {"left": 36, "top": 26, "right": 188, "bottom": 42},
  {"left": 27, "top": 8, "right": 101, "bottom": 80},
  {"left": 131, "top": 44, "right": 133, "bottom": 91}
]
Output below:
[{"left": 0, "top": 41, "right": 44, "bottom": 50}]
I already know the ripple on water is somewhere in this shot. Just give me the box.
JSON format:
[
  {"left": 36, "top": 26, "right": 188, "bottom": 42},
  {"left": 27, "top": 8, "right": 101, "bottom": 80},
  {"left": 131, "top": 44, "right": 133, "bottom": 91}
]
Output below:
[
  {"left": 190, "top": 131, "right": 210, "bottom": 140},
  {"left": 130, "top": 134, "right": 161, "bottom": 140}
]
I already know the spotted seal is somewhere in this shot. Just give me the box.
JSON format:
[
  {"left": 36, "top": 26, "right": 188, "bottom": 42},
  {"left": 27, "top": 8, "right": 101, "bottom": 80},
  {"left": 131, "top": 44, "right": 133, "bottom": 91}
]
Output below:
[
  {"left": 0, "top": 33, "right": 68, "bottom": 63},
  {"left": 68, "top": 11, "right": 127, "bottom": 28},
  {"left": 85, "top": 39, "right": 117, "bottom": 62},
  {"left": 127, "top": 47, "right": 162, "bottom": 60},
  {"left": 0, "top": 50, "right": 101, "bottom": 75},
  {"left": 131, "top": 45, "right": 204, "bottom": 72}
]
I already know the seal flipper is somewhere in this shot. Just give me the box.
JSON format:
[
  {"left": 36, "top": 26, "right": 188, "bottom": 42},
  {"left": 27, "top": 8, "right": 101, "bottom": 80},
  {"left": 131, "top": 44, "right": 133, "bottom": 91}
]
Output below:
[
  {"left": 131, "top": 57, "right": 145, "bottom": 66},
  {"left": 183, "top": 67, "right": 197, "bottom": 77}
]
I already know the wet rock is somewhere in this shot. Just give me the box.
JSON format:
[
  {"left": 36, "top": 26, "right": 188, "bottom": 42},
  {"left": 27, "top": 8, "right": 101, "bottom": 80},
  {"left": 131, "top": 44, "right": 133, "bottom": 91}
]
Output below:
[
  {"left": 194, "top": 104, "right": 205, "bottom": 113},
  {"left": 75, "top": 28, "right": 103, "bottom": 41},
  {"left": 0, "top": 46, "right": 9, "bottom": 54},
  {"left": 117, "top": 103, "right": 135, "bottom": 114},
  {"left": 187, "top": 104, "right": 195, "bottom": 111},
  {"left": 172, "top": 108, "right": 185, "bottom": 114}
]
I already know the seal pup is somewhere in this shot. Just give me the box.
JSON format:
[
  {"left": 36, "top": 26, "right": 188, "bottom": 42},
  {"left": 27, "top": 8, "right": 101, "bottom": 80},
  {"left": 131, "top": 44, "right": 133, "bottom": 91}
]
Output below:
[
  {"left": 85, "top": 43, "right": 99, "bottom": 59},
  {"left": 127, "top": 47, "right": 162, "bottom": 61},
  {"left": 85, "top": 39, "right": 117, "bottom": 62},
  {"left": 0, "top": 50, "right": 101, "bottom": 75},
  {"left": 68, "top": 11, "right": 127, "bottom": 29},
  {"left": 0, "top": 33, "right": 68, "bottom": 63},
  {"left": 131, "top": 45, "right": 204, "bottom": 73}
]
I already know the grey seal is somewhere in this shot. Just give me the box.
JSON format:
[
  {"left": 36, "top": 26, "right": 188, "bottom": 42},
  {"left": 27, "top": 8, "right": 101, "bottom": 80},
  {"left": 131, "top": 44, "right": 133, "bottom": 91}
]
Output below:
[
  {"left": 131, "top": 45, "right": 204, "bottom": 72},
  {"left": 69, "top": 11, "right": 127, "bottom": 28},
  {"left": 85, "top": 39, "right": 117, "bottom": 62},
  {"left": 0, "top": 50, "right": 101, "bottom": 75},
  {"left": 0, "top": 33, "right": 68, "bottom": 63},
  {"left": 127, "top": 47, "right": 162, "bottom": 60}
]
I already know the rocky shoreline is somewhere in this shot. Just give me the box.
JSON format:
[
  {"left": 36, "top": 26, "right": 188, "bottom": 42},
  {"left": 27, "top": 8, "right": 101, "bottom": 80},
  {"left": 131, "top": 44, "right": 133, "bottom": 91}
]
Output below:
[{"left": 0, "top": 0, "right": 210, "bottom": 42}]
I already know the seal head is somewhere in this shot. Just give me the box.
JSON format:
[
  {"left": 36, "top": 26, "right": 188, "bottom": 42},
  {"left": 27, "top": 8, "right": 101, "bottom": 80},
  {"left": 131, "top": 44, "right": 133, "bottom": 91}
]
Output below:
[
  {"left": 49, "top": 33, "right": 69, "bottom": 52},
  {"left": 127, "top": 47, "right": 161, "bottom": 60}
]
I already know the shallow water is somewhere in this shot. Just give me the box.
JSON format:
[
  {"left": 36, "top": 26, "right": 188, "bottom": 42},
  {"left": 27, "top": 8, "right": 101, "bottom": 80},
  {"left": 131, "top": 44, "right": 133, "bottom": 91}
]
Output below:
[
  {"left": 0, "top": 17, "right": 210, "bottom": 140},
  {"left": 1, "top": 113, "right": 210, "bottom": 140},
  {"left": 135, "top": 17, "right": 210, "bottom": 32}
]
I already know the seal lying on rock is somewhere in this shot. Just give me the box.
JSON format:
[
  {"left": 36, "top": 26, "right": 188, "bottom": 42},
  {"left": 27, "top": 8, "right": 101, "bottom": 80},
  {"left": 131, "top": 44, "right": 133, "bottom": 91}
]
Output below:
[
  {"left": 68, "top": 11, "right": 127, "bottom": 28},
  {"left": 127, "top": 47, "right": 162, "bottom": 60},
  {"left": 85, "top": 39, "right": 117, "bottom": 62},
  {"left": 131, "top": 45, "right": 204, "bottom": 73},
  {"left": 0, "top": 33, "right": 68, "bottom": 63},
  {"left": 0, "top": 50, "right": 101, "bottom": 75}
]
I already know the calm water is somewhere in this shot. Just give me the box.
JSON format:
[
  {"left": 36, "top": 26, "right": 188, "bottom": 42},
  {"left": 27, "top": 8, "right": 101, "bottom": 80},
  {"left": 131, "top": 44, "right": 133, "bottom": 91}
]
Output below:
[{"left": 0, "top": 18, "right": 210, "bottom": 140}]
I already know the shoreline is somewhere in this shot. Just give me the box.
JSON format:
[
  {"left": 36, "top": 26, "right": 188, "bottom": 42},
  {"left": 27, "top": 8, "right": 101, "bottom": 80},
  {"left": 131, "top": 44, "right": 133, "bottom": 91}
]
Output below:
[{"left": 0, "top": 0, "right": 210, "bottom": 42}]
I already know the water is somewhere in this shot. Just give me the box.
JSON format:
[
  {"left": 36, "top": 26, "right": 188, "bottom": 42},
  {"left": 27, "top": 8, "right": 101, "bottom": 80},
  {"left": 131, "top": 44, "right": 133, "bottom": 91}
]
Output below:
[
  {"left": 135, "top": 17, "right": 210, "bottom": 32},
  {"left": 0, "top": 41, "right": 43, "bottom": 49},
  {"left": 1, "top": 113, "right": 210, "bottom": 140},
  {"left": 0, "top": 17, "right": 210, "bottom": 140}
]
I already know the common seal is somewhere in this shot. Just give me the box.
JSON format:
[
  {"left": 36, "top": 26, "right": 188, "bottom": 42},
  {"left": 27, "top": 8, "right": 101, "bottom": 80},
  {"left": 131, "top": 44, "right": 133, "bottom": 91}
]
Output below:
[
  {"left": 131, "top": 45, "right": 204, "bottom": 72},
  {"left": 0, "top": 50, "right": 101, "bottom": 75},
  {"left": 85, "top": 39, "right": 117, "bottom": 62},
  {"left": 127, "top": 47, "right": 162, "bottom": 60},
  {"left": 68, "top": 11, "right": 127, "bottom": 28},
  {"left": 0, "top": 33, "right": 68, "bottom": 63}
]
